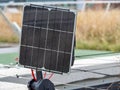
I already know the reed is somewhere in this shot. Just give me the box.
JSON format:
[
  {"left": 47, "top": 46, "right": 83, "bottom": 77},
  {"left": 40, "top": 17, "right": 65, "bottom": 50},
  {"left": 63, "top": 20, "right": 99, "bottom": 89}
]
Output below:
[
  {"left": 76, "top": 9, "right": 120, "bottom": 52},
  {"left": 0, "top": 14, "right": 17, "bottom": 43}
]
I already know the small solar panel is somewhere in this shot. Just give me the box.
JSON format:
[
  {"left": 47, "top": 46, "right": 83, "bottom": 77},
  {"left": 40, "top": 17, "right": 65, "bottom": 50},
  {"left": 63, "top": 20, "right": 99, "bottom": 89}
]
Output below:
[{"left": 19, "top": 4, "right": 76, "bottom": 73}]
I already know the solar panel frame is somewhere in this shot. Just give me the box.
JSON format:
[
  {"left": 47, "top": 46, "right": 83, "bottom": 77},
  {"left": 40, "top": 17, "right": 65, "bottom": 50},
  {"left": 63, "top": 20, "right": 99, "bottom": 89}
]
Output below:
[{"left": 19, "top": 4, "right": 76, "bottom": 74}]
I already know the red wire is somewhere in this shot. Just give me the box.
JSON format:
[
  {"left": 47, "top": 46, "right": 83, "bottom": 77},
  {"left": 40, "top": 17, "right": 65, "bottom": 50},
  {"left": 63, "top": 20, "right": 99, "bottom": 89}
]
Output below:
[
  {"left": 48, "top": 73, "right": 54, "bottom": 80},
  {"left": 31, "top": 69, "right": 53, "bottom": 80},
  {"left": 44, "top": 72, "right": 47, "bottom": 78},
  {"left": 31, "top": 69, "right": 37, "bottom": 81}
]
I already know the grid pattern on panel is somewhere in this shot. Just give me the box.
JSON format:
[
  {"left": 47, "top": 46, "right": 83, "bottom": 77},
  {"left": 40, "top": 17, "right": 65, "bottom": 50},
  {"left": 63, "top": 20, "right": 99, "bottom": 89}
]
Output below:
[{"left": 19, "top": 5, "right": 75, "bottom": 73}]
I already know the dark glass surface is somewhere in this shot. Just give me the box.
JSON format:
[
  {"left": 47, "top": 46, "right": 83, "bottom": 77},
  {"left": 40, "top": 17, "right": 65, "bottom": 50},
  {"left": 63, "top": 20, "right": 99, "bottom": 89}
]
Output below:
[
  {"left": 21, "top": 26, "right": 34, "bottom": 46},
  {"left": 37, "top": 49, "right": 45, "bottom": 68},
  {"left": 36, "top": 8, "right": 48, "bottom": 28},
  {"left": 19, "top": 46, "right": 32, "bottom": 66},
  {"left": 33, "top": 28, "right": 46, "bottom": 48},
  {"left": 31, "top": 48, "right": 45, "bottom": 68},
  {"left": 63, "top": 53, "right": 71, "bottom": 73},
  {"left": 59, "top": 32, "right": 73, "bottom": 52},
  {"left": 57, "top": 53, "right": 71, "bottom": 73},
  {"left": 49, "top": 9, "right": 62, "bottom": 30},
  {"left": 19, "top": 46, "right": 26, "bottom": 65},
  {"left": 65, "top": 33, "right": 73, "bottom": 52},
  {"left": 46, "top": 30, "right": 60, "bottom": 50},
  {"left": 56, "top": 52, "right": 64, "bottom": 72},
  {"left": 61, "top": 11, "right": 75, "bottom": 32},
  {"left": 44, "top": 50, "right": 57, "bottom": 71},
  {"left": 23, "top": 6, "right": 36, "bottom": 26},
  {"left": 21, "top": 26, "right": 27, "bottom": 45}
]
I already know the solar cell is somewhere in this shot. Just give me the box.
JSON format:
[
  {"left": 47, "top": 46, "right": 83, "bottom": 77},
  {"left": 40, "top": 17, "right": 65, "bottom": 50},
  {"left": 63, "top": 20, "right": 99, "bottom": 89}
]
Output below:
[
  {"left": 35, "top": 8, "right": 48, "bottom": 28},
  {"left": 32, "top": 48, "right": 45, "bottom": 68},
  {"left": 23, "top": 6, "right": 36, "bottom": 26},
  {"left": 20, "top": 46, "right": 32, "bottom": 66},
  {"left": 46, "top": 30, "right": 60, "bottom": 50},
  {"left": 21, "top": 26, "right": 34, "bottom": 46},
  {"left": 61, "top": 11, "right": 75, "bottom": 32},
  {"left": 49, "top": 9, "right": 62, "bottom": 30},
  {"left": 33, "top": 28, "right": 46, "bottom": 48},
  {"left": 19, "top": 5, "right": 76, "bottom": 73}
]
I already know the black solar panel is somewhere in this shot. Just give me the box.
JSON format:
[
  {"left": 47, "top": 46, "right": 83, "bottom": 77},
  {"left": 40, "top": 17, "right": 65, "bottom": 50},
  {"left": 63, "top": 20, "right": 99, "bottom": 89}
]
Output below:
[{"left": 19, "top": 5, "right": 76, "bottom": 73}]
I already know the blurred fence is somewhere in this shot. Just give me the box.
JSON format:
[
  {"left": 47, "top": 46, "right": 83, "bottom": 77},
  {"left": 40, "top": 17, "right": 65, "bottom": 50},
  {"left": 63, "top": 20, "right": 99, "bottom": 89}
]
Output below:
[{"left": 0, "top": 1, "right": 120, "bottom": 11}]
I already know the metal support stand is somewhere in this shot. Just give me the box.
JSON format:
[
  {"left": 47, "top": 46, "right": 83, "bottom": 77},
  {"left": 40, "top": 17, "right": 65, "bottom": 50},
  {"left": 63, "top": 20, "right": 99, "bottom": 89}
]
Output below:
[
  {"left": 36, "top": 70, "right": 43, "bottom": 81},
  {"left": 28, "top": 70, "right": 55, "bottom": 90}
]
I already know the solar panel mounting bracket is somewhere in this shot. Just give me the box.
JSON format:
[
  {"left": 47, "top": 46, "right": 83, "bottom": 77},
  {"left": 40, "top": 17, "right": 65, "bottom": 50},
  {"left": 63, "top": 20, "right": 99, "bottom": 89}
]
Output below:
[{"left": 30, "top": 4, "right": 70, "bottom": 11}]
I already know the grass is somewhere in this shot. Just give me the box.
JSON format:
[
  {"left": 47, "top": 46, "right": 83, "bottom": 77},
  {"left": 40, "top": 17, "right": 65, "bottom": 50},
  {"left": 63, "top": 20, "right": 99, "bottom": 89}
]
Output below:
[
  {"left": 0, "top": 52, "right": 18, "bottom": 65},
  {"left": 5, "top": 12, "right": 22, "bottom": 27},
  {"left": 76, "top": 9, "right": 120, "bottom": 52}
]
